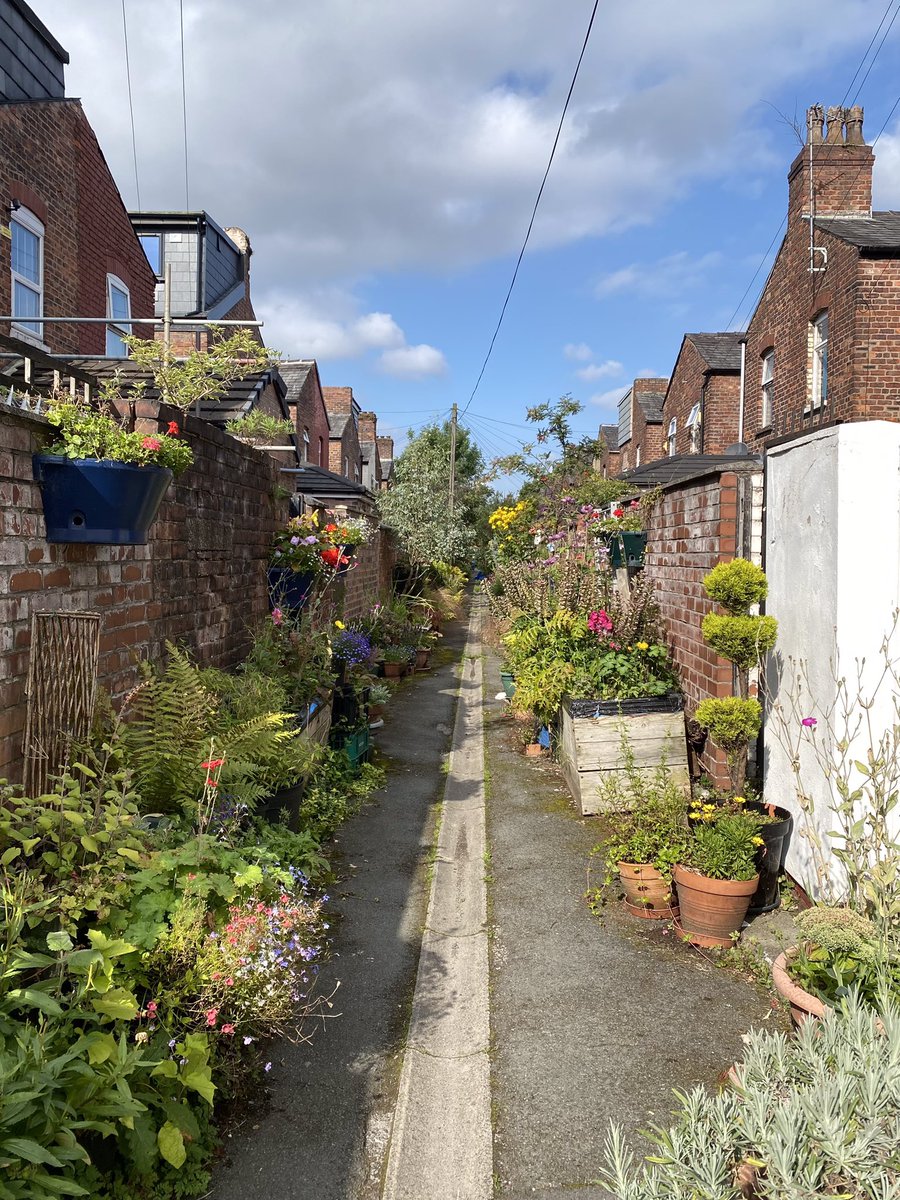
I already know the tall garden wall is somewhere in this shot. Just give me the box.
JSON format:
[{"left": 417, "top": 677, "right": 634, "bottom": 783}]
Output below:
[{"left": 0, "top": 399, "right": 392, "bottom": 782}]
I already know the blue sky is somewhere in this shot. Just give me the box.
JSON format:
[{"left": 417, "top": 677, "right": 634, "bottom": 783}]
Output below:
[{"left": 37, "top": 1, "right": 900, "bottom": 463}]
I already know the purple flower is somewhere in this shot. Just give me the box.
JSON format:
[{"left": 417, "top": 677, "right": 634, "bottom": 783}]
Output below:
[
  {"left": 264, "top": 1061, "right": 272, "bottom": 1072},
  {"left": 303, "top": 535, "right": 319, "bottom": 545},
  {"left": 802, "top": 717, "right": 817, "bottom": 728},
  {"left": 290, "top": 536, "right": 301, "bottom": 546}
]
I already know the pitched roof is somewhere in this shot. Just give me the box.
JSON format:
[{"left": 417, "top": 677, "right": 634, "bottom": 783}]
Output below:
[
  {"left": 328, "top": 412, "right": 350, "bottom": 438},
  {"left": 685, "top": 333, "right": 743, "bottom": 371},
  {"left": 599, "top": 424, "right": 618, "bottom": 450},
  {"left": 280, "top": 463, "right": 376, "bottom": 506},
  {"left": 623, "top": 451, "right": 761, "bottom": 489},
  {"left": 278, "top": 361, "right": 316, "bottom": 396},
  {"left": 635, "top": 391, "right": 665, "bottom": 423},
  {"left": 814, "top": 212, "right": 900, "bottom": 250}
]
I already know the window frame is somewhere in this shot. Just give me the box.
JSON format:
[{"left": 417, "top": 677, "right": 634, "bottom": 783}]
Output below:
[
  {"left": 10, "top": 205, "right": 45, "bottom": 344},
  {"left": 811, "top": 312, "right": 828, "bottom": 411},
  {"left": 687, "top": 402, "right": 701, "bottom": 453},
  {"left": 105, "top": 274, "right": 132, "bottom": 358},
  {"left": 760, "top": 349, "right": 774, "bottom": 429},
  {"left": 138, "top": 234, "right": 162, "bottom": 278},
  {"left": 302, "top": 427, "right": 310, "bottom": 462},
  {"left": 667, "top": 416, "right": 677, "bottom": 456}
]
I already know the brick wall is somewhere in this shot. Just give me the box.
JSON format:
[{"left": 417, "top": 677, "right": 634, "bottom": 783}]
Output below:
[
  {"left": 0, "top": 99, "right": 155, "bottom": 354},
  {"left": 662, "top": 340, "right": 740, "bottom": 456},
  {"left": 290, "top": 366, "right": 330, "bottom": 468},
  {"left": 644, "top": 470, "right": 755, "bottom": 784},
  {"left": 341, "top": 528, "right": 396, "bottom": 621},
  {"left": 0, "top": 400, "right": 286, "bottom": 780}
]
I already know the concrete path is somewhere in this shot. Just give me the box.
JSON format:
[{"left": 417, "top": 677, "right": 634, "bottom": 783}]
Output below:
[{"left": 382, "top": 601, "right": 492, "bottom": 1200}]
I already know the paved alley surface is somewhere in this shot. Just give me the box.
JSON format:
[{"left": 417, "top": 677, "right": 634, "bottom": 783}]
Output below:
[{"left": 215, "top": 605, "right": 781, "bottom": 1199}]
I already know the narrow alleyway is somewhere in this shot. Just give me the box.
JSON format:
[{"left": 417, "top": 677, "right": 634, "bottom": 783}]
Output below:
[{"left": 214, "top": 601, "right": 777, "bottom": 1199}]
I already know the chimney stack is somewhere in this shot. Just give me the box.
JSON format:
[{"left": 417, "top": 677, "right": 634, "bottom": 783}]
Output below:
[
  {"left": 788, "top": 104, "right": 873, "bottom": 221},
  {"left": 358, "top": 411, "right": 378, "bottom": 442}
]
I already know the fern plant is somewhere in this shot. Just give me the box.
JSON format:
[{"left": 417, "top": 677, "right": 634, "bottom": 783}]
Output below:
[{"left": 120, "top": 645, "right": 309, "bottom": 817}]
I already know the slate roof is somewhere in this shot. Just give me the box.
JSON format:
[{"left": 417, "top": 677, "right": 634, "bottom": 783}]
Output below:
[
  {"left": 328, "top": 413, "right": 350, "bottom": 438},
  {"left": 685, "top": 333, "right": 743, "bottom": 371},
  {"left": 623, "top": 451, "right": 761, "bottom": 489},
  {"left": 360, "top": 440, "right": 377, "bottom": 460},
  {"left": 599, "top": 424, "right": 618, "bottom": 450},
  {"left": 635, "top": 391, "right": 665, "bottom": 423},
  {"left": 281, "top": 463, "right": 375, "bottom": 506},
  {"left": 814, "top": 212, "right": 900, "bottom": 250},
  {"left": 278, "top": 361, "right": 316, "bottom": 396}
]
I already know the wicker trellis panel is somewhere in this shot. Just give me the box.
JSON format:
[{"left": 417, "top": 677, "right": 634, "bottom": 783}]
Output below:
[{"left": 23, "top": 611, "right": 102, "bottom": 796}]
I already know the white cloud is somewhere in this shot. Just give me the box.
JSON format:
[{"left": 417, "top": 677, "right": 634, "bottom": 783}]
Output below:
[
  {"left": 589, "top": 386, "right": 630, "bottom": 410},
  {"left": 576, "top": 359, "right": 623, "bottom": 382},
  {"left": 377, "top": 344, "right": 448, "bottom": 378},
  {"left": 594, "top": 251, "right": 724, "bottom": 299},
  {"left": 874, "top": 120, "right": 900, "bottom": 209},
  {"left": 37, "top": 0, "right": 884, "bottom": 292},
  {"left": 564, "top": 342, "right": 594, "bottom": 361}
]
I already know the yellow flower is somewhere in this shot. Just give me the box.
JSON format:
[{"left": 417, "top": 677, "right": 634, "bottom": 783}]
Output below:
[
  {"left": 752, "top": 836, "right": 765, "bottom": 847},
  {"left": 334, "top": 620, "right": 345, "bottom": 630},
  {"left": 636, "top": 641, "right": 649, "bottom": 651},
  {"left": 733, "top": 796, "right": 746, "bottom": 804}
]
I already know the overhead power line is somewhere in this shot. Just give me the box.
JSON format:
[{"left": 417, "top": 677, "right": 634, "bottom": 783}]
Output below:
[
  {"left": 121, "top": 0, "right": 141, "bottom": 209},
  {"left": 460, "top": 0, "right": 600, "bottom": 416}
]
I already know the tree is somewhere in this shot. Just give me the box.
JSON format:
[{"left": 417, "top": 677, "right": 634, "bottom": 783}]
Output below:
[{"left": 378, "top": 420, "right": 494, "bottom": 569}]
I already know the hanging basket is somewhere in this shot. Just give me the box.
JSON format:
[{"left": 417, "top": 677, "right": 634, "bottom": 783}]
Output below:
[
  {"left": 33, "top": 455, "right": 173, "bottom": 545},
  {"left": 267, "top": 567, "right": 316, "bottom": 612}
]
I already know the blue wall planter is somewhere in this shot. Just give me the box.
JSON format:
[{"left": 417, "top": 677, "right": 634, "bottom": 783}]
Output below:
[
  {"left": 33, "top": 455, "right": 173, "bottom": 544},
  {"left": 267, "top": 566, "right": 315, "bottom": 611}
]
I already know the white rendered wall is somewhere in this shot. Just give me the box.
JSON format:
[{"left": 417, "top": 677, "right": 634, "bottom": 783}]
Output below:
[{"left": 764, "top": 422, "right": 900, "bottom": 898}]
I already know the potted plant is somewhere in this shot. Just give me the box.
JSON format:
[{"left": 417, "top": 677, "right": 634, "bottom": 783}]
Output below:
[
  {"left": 589, "top": 500, "right": 646, "bottom": 570},
  {"left": 592, "top": 746, "right": 690, "bottom": 920},
  {"left": 268, "top": 514, "right": 325, "bottom": 611},
  {"left": 674, "top": 800, "right": 764, "bottom": 946},
  {"left": 771, "top": 906, "right": 899, "bottom": 1025},
  {"left": 320, "top": 514, "right": 373, "bottom": 574},
  {"left": 367, "top": 682, "right": 392, "bottom": 724},
  {"left": 331, "top": 627, "right": 373, "bottom": 674},
  {"left": 381, "top": 645, "right": 414, "bottom": 678},
  {"left": 414, "top": 627, "right": 438, "bottom": 671},
  {"left": 34, "top": 392, "right": 193, "bottom": 544}
]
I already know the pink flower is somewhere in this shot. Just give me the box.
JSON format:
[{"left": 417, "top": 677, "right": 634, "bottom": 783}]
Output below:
[
  {"left": 271, "top": 608, "right": 284, "bottom": 626},
  {"left": 205, "top": 1009, "right": 218, "bottom": 1027},
  {"left": 802, "top": 717, "right": 817, "bottom": 728},
  {"left": 166, "top": 421, "right": 180, "bottom": 435},
  {"left": 147, "top": 1000, "right": 158, "bottom": 1016},
  {"left": 220, "top": 1024, "right": 235, "bottom": 1035},
  {"left": 141, "top": 436, "right": 162, "bottom": 451},
  {"left": 225, "top": 977, "right": 234, "bottom": 987}
]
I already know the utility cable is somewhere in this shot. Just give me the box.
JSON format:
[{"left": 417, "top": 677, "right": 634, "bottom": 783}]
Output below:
[
  {"left": 121, "top": 0, "right": 141, "bottom": 209},
  {"left": 848, "top": 0, "right": 900, "bottom": 106},
  {"left": 839, "top": 0, "right": 898, "bottom": 108},
  {"left": 179, "top": 0, "right": 190, "bottom": 208},
  {"left": 460, "top": 0, "right": 600, "bottom": 416}
]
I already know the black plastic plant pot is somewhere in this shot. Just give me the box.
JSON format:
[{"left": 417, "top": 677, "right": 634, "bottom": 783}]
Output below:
[
  {"left": 746, "top": 803, "right": 793, "bottom": 915},
  {"left": 564, "top": 692, "right": 683, "bottom": 719},
  {"left": 258, "top": 781, "right": 306, "bottom": 832},
  {"left": 33, "top": 455, "right": 173, "bottom": 545},
  {"left": 267, "top": 567, "right": 316, "bottom": 612}
]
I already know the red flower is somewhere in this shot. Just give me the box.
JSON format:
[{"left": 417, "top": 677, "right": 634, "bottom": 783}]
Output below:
[
  {"left": 325, "top": 523, "right": 338, "bottom": 533},
  {"left": 320, "top": 546, "right": 342, "bottom": 568},
  {"left": 613, "top": 508, "right": 624, "bottom": 518},
  {"left": 141, "top": 436, "right": 162, "bottom": 452},
  {"left": 166, "top": 421, "right": 180, "bottom": 436},
  {"left": 201, "top": 758, "right": 225, "bottom": 769}
]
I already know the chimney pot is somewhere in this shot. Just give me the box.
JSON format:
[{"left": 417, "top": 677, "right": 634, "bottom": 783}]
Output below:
[
  {"left": 825, "top": 106, "right": 846, "bottom": 145},
  {"left": 845, "top": 105, "right": 865, "bottom": 145},
  {"left": 807, "top": 104, "right": 824, "bottom": 144}
]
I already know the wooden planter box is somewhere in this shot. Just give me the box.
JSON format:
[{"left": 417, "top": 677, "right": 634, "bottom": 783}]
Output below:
[
  {"left": 558, "top": 694, "right": 689, "bottom": 815},
  {"left": 289, "top": 692, "right": 332, "bottom": 746}
]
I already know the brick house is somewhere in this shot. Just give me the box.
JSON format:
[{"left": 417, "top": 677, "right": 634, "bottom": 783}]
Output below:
[
  {"left": 0, "top": 0, "right": 155, "bottom": 356},
  {"left": 358, "top": 411, "right": 383, "bottom": 492},
  {"left": 593, "top": 423, "right": 620, "bottom": 477},
  {"left": 376, "top": 435, "right": 395, "bottom": 489},
  {"left": 614, "top": 377, "right": 668, "bottom": 471},
  {"left": 322, "top": 385, "right": 363, "bottom": 484},
  {"left": 280, "top": 360, "right": 331, "bottom": 468},
  {"left": 660, "top": 334, "right": 742, "bottom": 457}
]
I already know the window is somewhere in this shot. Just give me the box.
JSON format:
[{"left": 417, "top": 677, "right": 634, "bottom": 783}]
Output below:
[
  {"left": 139, "top": 235, "right": 161, "bottom": 276},
  {"left": 10, "top": 207, "right": 44, "bottom": 341},
  {"left": 302, "top": 428, "right": 310, "bottom": 462},
  {"left": 760, "top": 350, "right": 774, "bottom": 428},
  {"left": 105, "top": 275, "right": 132, "bottom": 357},
  {"left": 811, "top": 312, "right": 828, "bottom": 410},
  {"left": 318, "top": 436, "right": 325, "bottom": 466},
  {"left": 635, "top": 445, "right": 641, "bottom": 468},
  {"left": 687, "top": 402, "right": 702, "bottom": 452},
  {"left": 667, "top": 416, "right": 677, "bottom": 456}
]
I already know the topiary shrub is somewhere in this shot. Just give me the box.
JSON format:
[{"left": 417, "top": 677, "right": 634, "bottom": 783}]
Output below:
[
  {"left": 600, "top": 992, "right": 900, "bottom": 1199},
  {"left": 695, "top": 697, "right": 762, "bottom": 794},
  {"left": 703, "top": 558, "right": 768, "bottom": 614},
  {"left": 701, "top": 613, "right": 778, "bottom": 672}
]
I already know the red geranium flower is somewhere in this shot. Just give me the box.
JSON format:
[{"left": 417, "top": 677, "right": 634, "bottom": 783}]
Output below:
[
  {"left": 201, "top": 758, "right": 225, "bottom": 770},
  {"left": 613, "top": 508, "right": 624, "bottom": 518},
  {"left": 166, "top": 421, "right": 180, "bottom": 436},
  {"left": 321, "top": 546, "right": 343, "bottom": 568},
  {"left": 141, "top": 436, "right": 162, "bottom": 451}
]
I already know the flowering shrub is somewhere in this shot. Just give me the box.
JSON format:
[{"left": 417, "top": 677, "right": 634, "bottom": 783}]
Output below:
[
  {"left": 44, "top": 394, "right": 194, "bottom": 475},
  {"left": 320, "top": 515, "right": 372, "bottom": 547},
  {"left": 589, "top": 499, "right": 643, "bottom": 533},
  {"left": 270, "top": 514, "right": 326, "bottom": 574},
  {"left": 332, "top": 628, "right": 372, "bottom": 666}
]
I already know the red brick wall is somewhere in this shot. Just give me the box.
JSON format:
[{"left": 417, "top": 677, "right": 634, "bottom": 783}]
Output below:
[
  {"left": 341, "top": 528, "right": 396, "bottom": 621},
  {"left": 702, "top": 373, "right": 741, "bottom": 453},
  {"left": 289, "top": 366, "right": 330, "bottom": 468},
  {"left": 0, "top": 100, "right": 155, "bottom": 355},
  {"left": 0, "top": 401, "right": 286, "bottom": 780},
  {"left": 644, "top": 472, "right": 743, "bottom": 783},
  {"left": 662, "top": 341, "right": 740, "bottom": 456}
]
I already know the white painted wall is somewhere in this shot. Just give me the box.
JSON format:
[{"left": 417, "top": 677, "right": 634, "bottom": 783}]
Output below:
[{"left": 764, "top": 422, "right": 900, "bottom": 898}]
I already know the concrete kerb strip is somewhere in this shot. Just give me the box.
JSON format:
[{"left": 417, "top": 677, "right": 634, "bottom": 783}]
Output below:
[{"left": 382, "top": 602, "right": 493, "bottom": 1200}]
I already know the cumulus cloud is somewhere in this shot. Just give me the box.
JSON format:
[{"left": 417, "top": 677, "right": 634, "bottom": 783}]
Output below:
[
  {"left": 594, "top": 251, "right": 724, "bottom": 299},
  {"left": 874, "top": 120, "right": 900, "bottom": 208},
  {"left": 564, "top": 342, "right": 594, "bottom": 361},
  {"left": 589, "top": 386, "right": 630, "bottom": 410},
  {"left": 39, "top": 0, "right": 884, "bottom": 295},
  {"left": 377, "top": 344, "right": 448, "bottom": 378},
  {"left": 577, "top": 359, "right": 623, "bottom": 382}
]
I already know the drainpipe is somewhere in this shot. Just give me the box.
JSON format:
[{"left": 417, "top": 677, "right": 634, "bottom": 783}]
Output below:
[{"left": 737, "top": 337, "right": 747, "bottom": 445}]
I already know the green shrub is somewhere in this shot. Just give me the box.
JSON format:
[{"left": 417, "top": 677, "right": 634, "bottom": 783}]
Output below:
[
  {"left": 683, "top": 810, "right": 763, "bottom": 881},
  {"left": 703, "top": 558, "right": 768, "bottom": 613},
  {"left": 701, "top": 613, "right": 778, "bottom": 671},
  {"left": 695, "top": 697, "right": 762, "bottom": 751},
  {"left": 600, "top": 992, "right": 900, "bottom": 1198}
]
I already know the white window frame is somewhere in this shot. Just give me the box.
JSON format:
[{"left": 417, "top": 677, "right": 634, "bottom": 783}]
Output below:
[
  {"left": 635, "top": 444, "right": 641, "bottom": 468},
  {"left": 302, "top": 428, "right": 310, "bottom": 462},
  {"left": 687, "top": 402, "right": 701, "bottom": 453},
  {"left": 811, "top": 312, "right": 828, "bottom": 411},
  {"left": 10, "top": 206, "right": 45, "bottom": 345},
  {"left": 761, "top": 349, "right": 774, "bottom": 428},
  {"left": 667, "top": 416, "right": 677, "bottom": 456},
  {"left": 105, "top": 274, "right": 132, "bottom": 357}
]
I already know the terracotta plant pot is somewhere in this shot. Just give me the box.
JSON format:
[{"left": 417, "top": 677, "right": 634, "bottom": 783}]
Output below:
[
  {"left": 673, "top": 865, "right": 759, "bottom": 948},
  {"left": 383, "top": 662, "right": 403, "bottom": 678},
  {"left": 524, "top": 742, "right": 544, "bottom": 757},
  {"left": 771, "top": 949, "right": 831, "bottom": 1027},
  {"left": 618, "top": 862, "right": 679, "bottom": 920},
  {"left": 415, "top": 647, "right": 431, "bottom": 671},
  {"left": 368, "top": 703, "right": 385, "bottom": 720}
]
